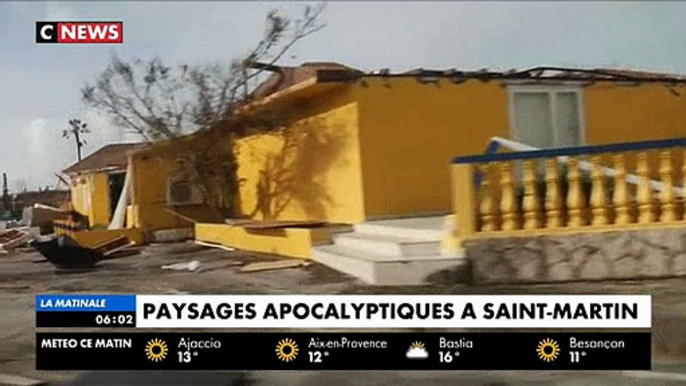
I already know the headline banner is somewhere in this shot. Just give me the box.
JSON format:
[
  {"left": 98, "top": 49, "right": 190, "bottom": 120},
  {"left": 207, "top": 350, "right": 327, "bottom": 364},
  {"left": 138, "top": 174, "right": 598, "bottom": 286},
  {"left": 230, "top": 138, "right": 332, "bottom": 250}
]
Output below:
[{"left": 36, "top": 294, "right": 652, "bottom": 329}]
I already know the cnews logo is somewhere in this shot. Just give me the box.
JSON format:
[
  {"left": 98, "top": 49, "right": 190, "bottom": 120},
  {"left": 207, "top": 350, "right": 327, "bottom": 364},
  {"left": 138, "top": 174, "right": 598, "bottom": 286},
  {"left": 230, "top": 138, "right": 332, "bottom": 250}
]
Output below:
[{"left": 36, "top": 21, "right": 123, "bottom": 44}]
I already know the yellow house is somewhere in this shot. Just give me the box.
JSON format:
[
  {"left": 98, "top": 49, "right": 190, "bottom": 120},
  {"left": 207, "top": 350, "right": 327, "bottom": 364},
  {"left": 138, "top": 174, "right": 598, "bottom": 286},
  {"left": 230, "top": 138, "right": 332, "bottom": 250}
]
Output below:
[
  {"left": 59, "top": 143, "right": 149, "bottom": 247},
  {"left": 195, "top": 64, "right": 686, "bottom": 258},
  {"left": 61, "top": 64, "right": 686, "bottom": 259},
  {"left": 234, "top": 65, "right": 686, "bottom": 222},
  {"left": 60, "top": 139, "right": 225, "bottom": 245},
  {"left": 62, "top": 143, "right": 147, "bottom": 227}
]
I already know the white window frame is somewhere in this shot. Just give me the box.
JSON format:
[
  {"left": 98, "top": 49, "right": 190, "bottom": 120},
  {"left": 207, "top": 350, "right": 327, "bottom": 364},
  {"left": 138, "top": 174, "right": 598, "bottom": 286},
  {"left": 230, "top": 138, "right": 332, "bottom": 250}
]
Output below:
[{"left": 507, "top": 85, "right": 586, "bottom": 148}]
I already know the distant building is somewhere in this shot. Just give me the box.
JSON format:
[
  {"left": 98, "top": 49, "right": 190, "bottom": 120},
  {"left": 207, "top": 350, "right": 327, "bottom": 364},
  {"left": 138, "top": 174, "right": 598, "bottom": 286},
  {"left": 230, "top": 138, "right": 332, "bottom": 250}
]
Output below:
[
  {"left": 10, "top": 189, "right": 70, "bottom": 218},
  {"left": 62, "top": 142, "right": 149, "bottom": 228}
]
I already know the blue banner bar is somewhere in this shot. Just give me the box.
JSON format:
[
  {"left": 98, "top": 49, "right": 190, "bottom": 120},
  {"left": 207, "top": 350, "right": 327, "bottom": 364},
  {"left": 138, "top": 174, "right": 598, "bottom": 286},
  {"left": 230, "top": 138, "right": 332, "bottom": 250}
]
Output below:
[{"left": 36, "top": 294, "right": 135, "bottom": 312}]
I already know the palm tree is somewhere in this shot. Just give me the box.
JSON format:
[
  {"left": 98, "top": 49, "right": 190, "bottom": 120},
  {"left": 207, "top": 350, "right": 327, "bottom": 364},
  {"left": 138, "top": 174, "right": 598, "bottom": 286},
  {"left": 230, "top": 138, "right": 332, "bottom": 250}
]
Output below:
[{"left": 63, "top": 119, "right": 90, "bottom": 162}]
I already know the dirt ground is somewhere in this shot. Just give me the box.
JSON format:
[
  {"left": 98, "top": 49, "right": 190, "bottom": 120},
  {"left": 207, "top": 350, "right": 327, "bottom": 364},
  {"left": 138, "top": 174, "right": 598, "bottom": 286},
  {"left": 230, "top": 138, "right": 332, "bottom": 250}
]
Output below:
[{"left": 1, "top": 241, "right": 686, "bottom": 384}]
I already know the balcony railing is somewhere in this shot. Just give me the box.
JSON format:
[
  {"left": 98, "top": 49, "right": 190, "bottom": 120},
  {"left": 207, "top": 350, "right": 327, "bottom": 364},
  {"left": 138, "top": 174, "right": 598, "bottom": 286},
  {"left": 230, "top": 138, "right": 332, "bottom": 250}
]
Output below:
[{"left": 449, "top": 137, "right": 686, "bottom": 243}]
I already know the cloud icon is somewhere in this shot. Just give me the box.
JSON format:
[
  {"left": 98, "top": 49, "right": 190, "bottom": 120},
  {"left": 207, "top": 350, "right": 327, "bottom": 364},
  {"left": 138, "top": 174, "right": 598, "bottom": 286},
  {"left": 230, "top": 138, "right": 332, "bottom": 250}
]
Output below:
[{"left": 406, "top": 346, "right": 429, "bottom": 359}]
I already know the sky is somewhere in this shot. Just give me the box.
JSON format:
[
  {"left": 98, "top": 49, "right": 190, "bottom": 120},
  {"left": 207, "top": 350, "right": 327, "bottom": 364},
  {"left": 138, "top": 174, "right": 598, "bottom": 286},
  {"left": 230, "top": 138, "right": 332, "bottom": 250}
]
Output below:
[{"left": 2, "top": 1, "right": 686, "bottom": 191}]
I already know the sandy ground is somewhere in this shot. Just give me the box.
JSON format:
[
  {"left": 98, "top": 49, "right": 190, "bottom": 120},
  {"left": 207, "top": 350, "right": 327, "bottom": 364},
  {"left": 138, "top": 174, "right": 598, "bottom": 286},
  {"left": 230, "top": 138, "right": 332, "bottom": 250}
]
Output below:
[{"left": 1, "top": 242, "right": 686, "bottom": 385}]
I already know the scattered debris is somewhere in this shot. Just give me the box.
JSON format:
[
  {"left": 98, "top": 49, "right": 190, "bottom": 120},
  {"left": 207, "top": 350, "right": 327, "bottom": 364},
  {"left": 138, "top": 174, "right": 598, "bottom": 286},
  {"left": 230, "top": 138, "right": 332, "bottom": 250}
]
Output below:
[
  {"left": 25, "top": 203, "right": 69, "bottom": 234},
  {"left": 19, "top": 226, "right": 41, "bottom": 239},
  {"left": 0, "top": 284, "right": 31, "bottom": 291},
  {"left": 0, "top": 229, "right": 32, "bottom": 251},
  {"left": 31, "top": 235, "right": 103, "bottom": 270},
  {"left": 149, "top": 228, "right": 194, "bottom": 243},
  {"left": 194, "top": 259, "right": 244, "bottom": 273},
  {"left": 162, "top": 260, "right": 201, "bottom": 272},
  {"left": 167, "top": 289, "right": 191, "bottom": 295},
  {"left": 194, "top": 240, "right": 236, "bottom": 252},
  {"left": 220, "top": 260, "right": 243, "bottom": 267},
  {"left": 92, "top": 236, "right": 135, "bottom": 257},
  {"left": 240, "top": 259, "right": 310, "bottom": 273},
  {"left": 103, "top": 248, "right": 141, "bottom": 260}
]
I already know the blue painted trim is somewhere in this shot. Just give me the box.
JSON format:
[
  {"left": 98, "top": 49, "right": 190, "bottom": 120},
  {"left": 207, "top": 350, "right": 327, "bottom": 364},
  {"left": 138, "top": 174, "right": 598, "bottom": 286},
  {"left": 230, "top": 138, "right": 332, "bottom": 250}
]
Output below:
[
  {"left": 484, "top": 140, "right": 500, "bottom": 155},
  {"left": 474, "top": 140, "right": 502, "bottom": 188},
  {"left": 452, "top": 137, "right": 686, "bottom": 164}
]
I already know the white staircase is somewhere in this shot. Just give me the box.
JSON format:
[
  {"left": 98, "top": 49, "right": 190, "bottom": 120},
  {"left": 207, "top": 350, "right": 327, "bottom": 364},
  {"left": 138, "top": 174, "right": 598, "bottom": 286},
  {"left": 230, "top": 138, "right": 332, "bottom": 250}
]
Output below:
[{"left": 312, "top": 217, "right": 467, "bottom": 286}]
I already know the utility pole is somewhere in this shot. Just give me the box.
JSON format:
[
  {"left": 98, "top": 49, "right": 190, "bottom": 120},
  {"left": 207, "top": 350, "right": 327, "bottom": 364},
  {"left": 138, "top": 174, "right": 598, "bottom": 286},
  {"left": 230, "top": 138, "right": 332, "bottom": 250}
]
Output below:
[{"left": 1, "top": 173, "right": 8, "bottom": 211}]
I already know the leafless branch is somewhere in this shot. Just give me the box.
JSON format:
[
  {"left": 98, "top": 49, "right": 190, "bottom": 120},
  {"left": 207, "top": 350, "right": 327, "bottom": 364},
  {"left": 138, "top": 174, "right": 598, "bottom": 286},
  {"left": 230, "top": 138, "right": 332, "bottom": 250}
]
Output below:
[{"left": 80, "top": 3, "right": 326, "bottom": 216}]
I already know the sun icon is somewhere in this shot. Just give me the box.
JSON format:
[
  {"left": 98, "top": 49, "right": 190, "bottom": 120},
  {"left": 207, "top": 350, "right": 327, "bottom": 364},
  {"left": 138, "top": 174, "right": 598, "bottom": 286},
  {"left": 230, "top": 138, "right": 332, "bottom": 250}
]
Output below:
[
  {"left": 145, "top": 338, "right": 168, "bottom": 362},
  {"left": 275, "top": 338, "right": 299, "bottom": 362},
  {"left": 410, "top": 341, "right": 425, "bottom": 349},
  {"left": 537, "top": 338, "right": 560, "bottom": 363}
]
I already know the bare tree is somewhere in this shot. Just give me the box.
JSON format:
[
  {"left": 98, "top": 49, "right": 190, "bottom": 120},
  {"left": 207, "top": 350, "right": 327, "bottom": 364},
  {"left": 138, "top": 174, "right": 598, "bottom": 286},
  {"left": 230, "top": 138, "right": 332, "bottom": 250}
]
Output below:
[
  {"left": 63, "top": 119, "right": 90, "bottom": 162},
  {"left": 81, "top": 3, "right": 326, "bottom": 141},
  {"left": 80, "top": 3, "right": 327, "bottom": 216}
]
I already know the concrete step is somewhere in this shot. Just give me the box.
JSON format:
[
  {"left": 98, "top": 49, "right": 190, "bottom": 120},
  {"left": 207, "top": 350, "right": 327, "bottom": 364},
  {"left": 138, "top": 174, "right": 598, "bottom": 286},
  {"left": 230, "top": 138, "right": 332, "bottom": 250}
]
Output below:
[
  {"left": 312, "top": 244, "right": 466, "bottom": 286},
  {"left": 353, "top": 222, "right": 443, "bottom": 241},
  {"left": 332, "top": 232, "right": 439, "bottom": 257}
]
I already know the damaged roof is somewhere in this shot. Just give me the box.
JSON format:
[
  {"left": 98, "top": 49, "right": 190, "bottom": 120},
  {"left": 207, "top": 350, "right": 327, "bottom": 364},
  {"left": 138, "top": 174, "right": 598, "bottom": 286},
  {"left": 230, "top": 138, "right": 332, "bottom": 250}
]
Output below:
[
  {"left": 62, "top": 142, "right": 150, "bottom": 175},
  {"left": 361, "top": 66, "right": 686, "bottom": 83},
  {"left": 249, "top": 62, "right": 357, "bottom": 100},
  {"left": 246, "top": 63, "right": 686, "bottom": 104}
]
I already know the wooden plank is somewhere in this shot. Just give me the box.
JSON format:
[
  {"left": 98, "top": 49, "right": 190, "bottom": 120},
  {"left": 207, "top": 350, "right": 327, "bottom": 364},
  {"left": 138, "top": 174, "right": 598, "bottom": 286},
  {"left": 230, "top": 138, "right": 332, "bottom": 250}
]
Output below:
[
  {"left": 0, "top": 284, "right": 30, "bottom": 290},
  {"left": 91, "top": 236, "right": 127, "bottom": 250},
  {"left": 242, "top": 220, "right": 325, "bottom": 230},
  {"left": 240, "top": 259, "right": 309, "bottom": 273},
  {"left": 101, "top": 241, "right": 136, "bottom": 257},
  {"left": 91, "top": 236, "right": 136, "bottom": 257},
  {"left": 194, "top": 241, "right": 236, "bottom": 252}
]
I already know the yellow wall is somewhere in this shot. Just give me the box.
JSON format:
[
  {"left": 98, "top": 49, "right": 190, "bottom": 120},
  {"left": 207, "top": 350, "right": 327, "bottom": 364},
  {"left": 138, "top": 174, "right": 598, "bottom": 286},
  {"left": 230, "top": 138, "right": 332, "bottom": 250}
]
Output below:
[
  {"left": 126, "top": 91, "right": 367, "bottom": 229},
  {"left": 69, "top": 172, "right": 111, "bottom": 227},
  {"left": 583, "top": 82, "right": 686, "bottom": 179},
  {"left": 129, "top": 138, "right": 231, "bottom": 232},
  {"left": 130, "top": 153, "right": 173, "bottom": 231},
  {"left": 70, "top": 176, "right": 89, "bottom": 216},
  {"left": 584, "top": 82, "right": 686, "bottom": 143},
  {"left": 236, "top": 93, "right": 365, "bottom": 224},
  {"left": 352, "top": 78, "right": 686, "bottom": 220},
  {"left": 129, "top": 152, "right": 196, "bottom": 231},
  {"left": 354, "top": 78, "right": 510, "bottom": 218}
]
